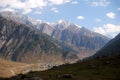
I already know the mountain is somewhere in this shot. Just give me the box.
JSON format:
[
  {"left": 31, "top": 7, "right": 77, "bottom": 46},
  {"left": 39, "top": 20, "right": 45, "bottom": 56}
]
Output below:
[
  {"left": 32, "top": 20, "right": 110, "bottom": 59},
  {"left": 0, "top": 11, "right": 33, "bottom": 25},
  {"left": 55, "top": 26, "right": 109, "bottom": 58},
  {"left": 3, "top": 33, "right": 120, "bottom": 80},
  {"left": 92, "top": 33, "right": 120, "bottom": 58},
  {"left": 30, "top": 18, "right": 110, "bottom": 59},
  {"left": 0, "top": 11, "right": 119, "bottom": 80},
  {"left": 0, "top": 11, "right": 110, "bottom": 59},
  {"left": 0, "top": 11, "right": 45, "bottom": 27},
  {"left": 1, "top": 33, "right": 119, "bottom": 80},
  {"left": 0, "top": 15, "right": 78, "bottom": 64}
]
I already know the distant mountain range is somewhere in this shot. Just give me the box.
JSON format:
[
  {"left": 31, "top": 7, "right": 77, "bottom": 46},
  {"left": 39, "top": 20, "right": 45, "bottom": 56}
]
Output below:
[
  {"left": 34, "top": 19, "right": 110, "bottom": 59},
  {"left": 0, "top": 15, "right": 78, "bottom": 64},
  {"left": 0, "top": 11, "right": 109, "bottom": 64}
]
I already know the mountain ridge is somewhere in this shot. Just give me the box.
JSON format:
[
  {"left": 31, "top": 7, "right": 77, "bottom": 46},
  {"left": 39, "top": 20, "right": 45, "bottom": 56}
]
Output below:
[
  {"left": 0, "top": 15, "right": 78, "bottom": 64},
  {"left": 92, "top": 33, "right": 120, "bottom": 58},
  {"left": 0, "top": 11, "right": 110, "bottom": 59}
]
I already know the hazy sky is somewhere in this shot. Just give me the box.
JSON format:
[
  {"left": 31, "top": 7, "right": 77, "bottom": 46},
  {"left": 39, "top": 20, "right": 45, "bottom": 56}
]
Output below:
[{"left": 0, "top": 0, "right": 120, "bottom": 38}]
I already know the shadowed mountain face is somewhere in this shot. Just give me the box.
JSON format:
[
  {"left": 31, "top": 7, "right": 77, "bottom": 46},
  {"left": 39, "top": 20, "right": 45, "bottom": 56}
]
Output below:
[
  {"left": 0, "top": 15, "right": 78, "bottom": 64},
  {"left": 0, "top": 11, "right": 110, "bottom": 59},
  {"left": 93, "top": 33, "right": 120, "bottom": 58}
]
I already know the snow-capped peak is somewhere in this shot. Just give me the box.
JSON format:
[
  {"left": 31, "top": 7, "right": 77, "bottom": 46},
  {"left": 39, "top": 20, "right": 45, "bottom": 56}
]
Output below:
[
  {"left": 0, "top": 11, "right": 82, "bottom": 31},
  {"left": 57, "top": 20, "right": 71, "bottom": 25}
]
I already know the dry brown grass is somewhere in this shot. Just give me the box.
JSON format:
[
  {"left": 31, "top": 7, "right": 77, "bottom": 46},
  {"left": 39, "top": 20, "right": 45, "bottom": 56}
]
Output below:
[
  {"left": 0, "top": 58, "right": 51, "bottom": 78},
  {"left": 0, "top": 58, "right": 28, "bottom": 78}
]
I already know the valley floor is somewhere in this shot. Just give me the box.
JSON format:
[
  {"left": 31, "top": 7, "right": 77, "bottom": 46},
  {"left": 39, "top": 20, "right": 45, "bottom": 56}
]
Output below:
[
  {"left": 1, "top": 55, "right": 120, "bottom": 80},
  {"left": 0, "top": 58, "right": 52, "bottom": 78}
]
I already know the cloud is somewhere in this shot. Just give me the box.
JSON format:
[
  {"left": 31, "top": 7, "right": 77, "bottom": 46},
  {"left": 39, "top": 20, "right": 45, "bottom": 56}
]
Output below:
[
  {"left": 71, "top": 1, "right": 78, "bottom": 4},
  {"left": 0, "top": 8, "right": 15, "bottom": 12},
  {"left": 34, "top": 11, "right": 42, "bottom": 15},
  {"left": 22, "top": 8, "right": 32, "bottom": 14},
  {"left": 24, "top": 0, "right": 47, "bottom": 9},
  {"left": 96, "top": 18, "right": 101, "bottom": 22},
  {"left": 86, "top": 0, "right": 110, "bottom": 7},
  {"left": 0, "top": 0, "right": 47, "bottom": 14},
  {"left": 77, "top": 16, "right": 85, "bottom": 20},
  {"left": 51, "top": 8, "right": 59, "bottom": 13},
  {"left": 49, "top": 0, "right": 71, "bottom": 5},
  {"left": 117, "top": 8, "right": 120, "bottom": 11},
  {"left": 0, "top": 0, "right": 24, "bottom": 8},
  {"left": 94, "top": 24, "right": 120, "bottom": 38},
  {"left": 106, "top": 12, "right": 116, "bottom": 19},
  {"left": 0, "top": 0, "right": 74, "bottom": 14}
]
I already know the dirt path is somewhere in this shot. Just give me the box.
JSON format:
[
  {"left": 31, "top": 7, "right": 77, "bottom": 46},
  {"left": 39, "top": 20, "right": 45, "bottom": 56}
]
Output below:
[{"left": 9, "top": 69, "right": 15, "bottom": 76}]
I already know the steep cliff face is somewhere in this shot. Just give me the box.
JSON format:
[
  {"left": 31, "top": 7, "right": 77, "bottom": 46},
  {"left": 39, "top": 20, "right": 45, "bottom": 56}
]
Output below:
[{"left": 0, "top": 16, "right": 78, "bottom": 64}]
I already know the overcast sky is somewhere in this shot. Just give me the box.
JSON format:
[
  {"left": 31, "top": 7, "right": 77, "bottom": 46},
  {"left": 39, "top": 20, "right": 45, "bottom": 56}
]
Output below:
[{"left": 0, "top": 0, "right": 120, "bottom": 38}]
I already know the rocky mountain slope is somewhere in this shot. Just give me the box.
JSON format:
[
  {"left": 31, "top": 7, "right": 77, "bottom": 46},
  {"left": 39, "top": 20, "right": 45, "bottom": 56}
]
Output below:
[
  {"left": 92, "top": 33, "right": 120, "bottom": 58},
  {"left": 0, "top": 11, "right": 33, "bottom": 25},
  {"left": 2, "top": 33, "right": 120, "bottom": 80},
  {"left": 37, "top": 20, "right": 109, "bottom": 59},
  {"left": 0, "top": 11, "right": 110, "bottom": 59},
  {"left": 0, "top": 15, "right": 78, "bottom": 64}
]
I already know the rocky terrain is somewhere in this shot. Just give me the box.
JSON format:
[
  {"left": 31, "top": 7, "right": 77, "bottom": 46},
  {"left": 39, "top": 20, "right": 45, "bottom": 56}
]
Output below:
[
  {"left": 2, "top": 33, "right": 120, "bottom": 80},
  {"left": 0, "top": 11, "right": 110, "bottom": 59},
  {"left": 92, "top": 33, "right": 120, "bottom": 58},
  {"left": 0, "top": 11, "right": 112, "bottom": 78},
  {"left": 0, "top": 15, "right": 78, "bottom": 64}
]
